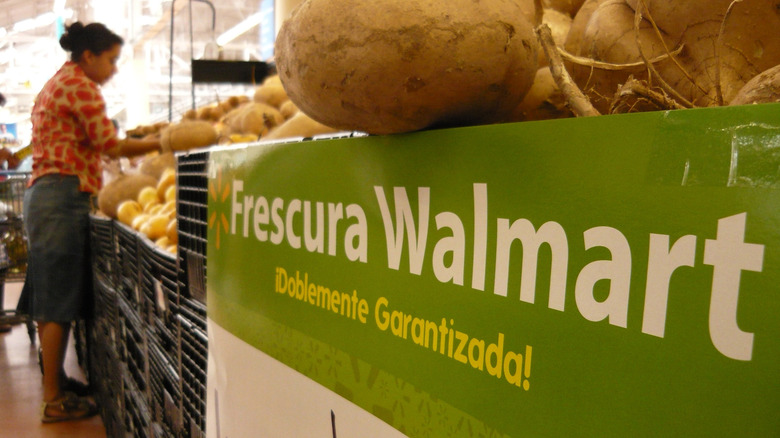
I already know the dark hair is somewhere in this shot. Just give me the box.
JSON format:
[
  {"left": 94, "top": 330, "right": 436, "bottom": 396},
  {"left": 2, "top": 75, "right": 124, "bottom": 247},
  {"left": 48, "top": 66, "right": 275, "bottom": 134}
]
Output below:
[{"left": 59, "top": 22, "right": 124, "bottom": 62}]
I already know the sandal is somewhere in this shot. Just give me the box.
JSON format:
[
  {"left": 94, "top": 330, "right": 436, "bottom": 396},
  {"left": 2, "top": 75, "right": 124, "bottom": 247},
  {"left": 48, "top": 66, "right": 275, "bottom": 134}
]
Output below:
[
  {"left": 62, "top": 376, "right": 92, "bottom": 397},
  {"left": 41, "top": 392, "right": 98, "bottom": 424}
]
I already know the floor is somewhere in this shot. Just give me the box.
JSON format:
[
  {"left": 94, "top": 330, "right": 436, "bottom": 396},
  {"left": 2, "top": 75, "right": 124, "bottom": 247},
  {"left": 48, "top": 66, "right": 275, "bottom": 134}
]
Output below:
[{"left": 0, "top": 281, "right": 107, "bottom": 438}]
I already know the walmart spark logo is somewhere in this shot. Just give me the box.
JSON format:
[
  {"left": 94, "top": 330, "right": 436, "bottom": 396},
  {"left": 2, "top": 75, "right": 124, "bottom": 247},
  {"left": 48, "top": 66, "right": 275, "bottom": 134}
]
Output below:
[{"left": 208, "top": 166, "right": 231, "bottom": 250}]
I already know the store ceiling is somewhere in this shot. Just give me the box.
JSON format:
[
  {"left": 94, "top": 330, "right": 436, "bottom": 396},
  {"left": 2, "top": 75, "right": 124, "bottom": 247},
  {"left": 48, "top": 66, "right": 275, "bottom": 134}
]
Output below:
[{"left": 1, "top": 0, "right": 269, "bottom": 138}]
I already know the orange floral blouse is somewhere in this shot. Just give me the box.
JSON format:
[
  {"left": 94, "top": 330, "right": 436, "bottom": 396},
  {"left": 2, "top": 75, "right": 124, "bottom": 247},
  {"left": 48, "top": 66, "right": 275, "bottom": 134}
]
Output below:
[{"left": 30, "top": 61, "right": 119, "bottom": 194}]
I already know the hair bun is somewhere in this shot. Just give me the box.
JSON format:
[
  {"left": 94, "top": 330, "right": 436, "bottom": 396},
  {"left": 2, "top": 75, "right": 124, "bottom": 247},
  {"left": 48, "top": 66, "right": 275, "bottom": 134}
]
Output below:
[{"left": 59, "top": 21, "right": 85, "bottom": 51}]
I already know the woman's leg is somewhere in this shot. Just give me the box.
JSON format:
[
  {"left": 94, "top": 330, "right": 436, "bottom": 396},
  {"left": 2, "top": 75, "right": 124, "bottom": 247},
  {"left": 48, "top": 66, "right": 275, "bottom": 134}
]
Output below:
[{"left": 38, "top": 321, "right": 70, "bottom": 402}]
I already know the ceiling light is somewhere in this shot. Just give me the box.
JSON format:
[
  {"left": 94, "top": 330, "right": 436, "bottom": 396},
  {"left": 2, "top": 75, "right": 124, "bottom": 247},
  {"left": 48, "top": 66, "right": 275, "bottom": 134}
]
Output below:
[
  {"left": 53, "top": 0, "right": 66, "bottom": 14},
  {"left": 216, "top": 12, "right": 262, "bottom": 46},
  {"left": 11, "top": 12, "right": 59, "bottom": 33}
]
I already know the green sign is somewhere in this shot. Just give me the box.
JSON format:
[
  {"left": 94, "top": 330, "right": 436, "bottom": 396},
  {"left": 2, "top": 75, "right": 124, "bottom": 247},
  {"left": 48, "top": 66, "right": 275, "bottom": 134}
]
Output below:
[{"left": 207, "top": 103, "right": 780, "bottom": 437}]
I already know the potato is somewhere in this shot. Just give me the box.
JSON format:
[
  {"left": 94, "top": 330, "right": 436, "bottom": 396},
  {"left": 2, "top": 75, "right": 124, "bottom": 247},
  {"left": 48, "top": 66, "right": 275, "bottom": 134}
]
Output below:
[
  {"left": 543, "top": 0, "right": 587, "bottom": 16},
  {"left": 730, "top": 65, "right": 780, "bottom": 106},
  {"left": 538, "top": 8, "right": 573, "bottom": 67},
  {"left": 160, "top": 120, "right": 218, "bottom": 151},
  {"left": 224, "top": 103, "right": 284, "bottom": 136},
  {"left": 182, "top": 109, "right": 197, "bottom": 120},
  {"left": 253, "top": 79, "right": 287, "bottom": 108},
  {"left": 275, "top": 0, "right": 539, "bottom": 134},
  {"left": 565, "top": 0, "right": 780, "bottom": 112},
  {"left": 227, "top": 95, "right": 243, "bottom": 108},
  {"left": 97, "top": 173, "right": 159, "bottom": 219},
  {"left": 264, "top": 111, "right": 340, "bottom": 141},
  {"left": 627, "top": 0, "right": 780, "bottom": 106},
  {"left": 564, "top": 0, "right": 672, "bottom": 114},
  {"left": 218, "top": 100, "right": 235, "bottom": 114},
  {"left": 509, "top": 67, "right": 571, "bottom": 122},
  {"left": 564, "top": 0, "right": 604, "bottom": 55},
  {"left": 196, "top": 106, "right": 214, "bottom": 121},
  {"left": 279, "top": 100, "right": 299, "bottom": 119},
  {"left": 262, "top": 74, "right": 283, "bottom": 88},
  {"left": 139, "top": 152, "right": 175, "bottom": 180}
]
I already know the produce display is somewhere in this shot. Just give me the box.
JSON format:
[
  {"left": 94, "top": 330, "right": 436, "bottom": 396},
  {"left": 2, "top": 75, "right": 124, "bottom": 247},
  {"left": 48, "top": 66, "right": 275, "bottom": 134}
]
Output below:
[
  {"left": 564, "top": 0, "right": 780, "bottom": 114},
  {"left": 107, "top": 0, "right": 778, "bottom": 254},
  {"left": 107, "top": 72, "right": 344, "bottom": 251},
  {"left": 272, "top": 0, "right": 779, "bottom": 133},
  {"left": 109, "top": 163, "right": 178, "bottom": 253},
  {"left": 275, "top": 0, "right": 540, "bottom": 135}
]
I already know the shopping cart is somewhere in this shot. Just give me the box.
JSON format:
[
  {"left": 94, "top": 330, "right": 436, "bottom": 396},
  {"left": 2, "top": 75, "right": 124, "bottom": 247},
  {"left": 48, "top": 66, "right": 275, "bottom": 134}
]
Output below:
[{"left": 0, "top": 171, "right": 33, "bottom": 341}]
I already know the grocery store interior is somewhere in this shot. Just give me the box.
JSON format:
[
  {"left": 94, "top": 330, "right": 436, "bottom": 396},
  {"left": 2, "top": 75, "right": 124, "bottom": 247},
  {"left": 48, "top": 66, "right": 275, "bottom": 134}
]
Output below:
[
  {"left": 1, "top": 0, "right": 281, "bottom": 148},
  {"left": 1, "top": 1, "right": 285, "bottom": 436},
  {"left": 1, "top": 0, "right": 778, "bottom": 436}
]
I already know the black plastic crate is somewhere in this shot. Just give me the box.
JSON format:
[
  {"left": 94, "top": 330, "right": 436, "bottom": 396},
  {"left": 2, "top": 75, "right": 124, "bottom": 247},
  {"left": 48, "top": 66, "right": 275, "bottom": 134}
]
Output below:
[
  {"left": 139, "top": 236, "right": 180, "bottom": 327},
  {"left": 123, "top": 369, "right": 153, "bottom": 438},
  {"left": 114, "top": 221, "right": 143, "bottom": 307},
  {"left": 146, "top": 317, "right": 180, "bottom": 376},
  {"left": 149, "top": 340, "right": 183, "bottom": 437},
  {"left": 178, "top": 295, "right": 207, "bottom": 333},
  {"left": 179, "top": 248, "right": 206, "bottom": 303},
  {"left": 89, "top": 340, "right": 124, "bottom": 436},
  {"left": 89, "top": 214, "right": 116, "bottom": 287},
  {"left": 176, "top": 150, "right": 209, "bottom": 304},
  {"left": 178, "top": 313, "right": 207, "bottom": 437},
  {"left": 151, "top": 422, "right": 170, "bottom": 438},
  {"left": 118, "top": 299, "right": 149, "bottom": 395},
  {"left": 92, "top": 271, "right": 119, "bottom": 349}
]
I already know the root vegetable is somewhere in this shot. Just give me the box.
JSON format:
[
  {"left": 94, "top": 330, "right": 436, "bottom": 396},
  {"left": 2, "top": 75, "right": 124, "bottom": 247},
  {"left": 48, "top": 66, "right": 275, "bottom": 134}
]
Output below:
[
  {"left": 543, "top": 0, "right": 587, "bottom": 16},
  {"left": 139, "top": 152, "right": 175, "bottom": 180},
  {"left": 132, "top": 213, "right": 151, "bottom": 231},
  {"left": 279, "top": 100, "right": 299, "bottom": 119},
  {"left": 156, "top": 168, "right": 176, "bottom": 197},
  {"left": 140, "top": 214, "right": 169, "bottom": 240},
  {"left": 223, "top": 103, "right": 284, "bottom": 136},
  {"left": 164, "top": 184, "right": 176, "bottom": 204},
  {"left": 563, "top": 0, "right": 673, "bottom": 114},
  {"left": 563, "top": 0, "right": 780, "bottom": 113},
  {"left": 509, "top": 67, "right": 572, "bottom": 121},
  {"left": 275, "top": 0, "right": 539, "bottom": 134},
  {"left": 626, "top": 0, "right": 780, "bottom": 106},
  {"left": 167, "top": 218, "right": 178, "bottom": 244},
  {"left": 137, "top": 186, "right": 160, "bottom": 209},
  {"left": 116, "top": 200, "right": 142, "bottom": 226},
  {"left": 97, "top": 173, "right": 158, "bottom": 219},
  {"left": 254, "top": 76, "right": 288, "bottom": 107},
  {"left": 160, "top": 120, "right": 218, "bottom": 151},
  {"left": 730, "top": 64, "right": 780, "bottom": 106},
  {"left": 538, "top": 8, "right": 573, "bottom": 67},
  {"left": 264, "top": 111, "right": 340, "bottom": 140}
]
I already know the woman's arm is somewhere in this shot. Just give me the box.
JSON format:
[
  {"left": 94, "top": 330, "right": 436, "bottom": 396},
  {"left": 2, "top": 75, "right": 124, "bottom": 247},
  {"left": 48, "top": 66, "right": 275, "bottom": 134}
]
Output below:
[
  {"left": 0, "top": 147, "right": 20, "bottom": 169},
  {"left": 104, "top": 135, "right": 162, "bottom": 159}
]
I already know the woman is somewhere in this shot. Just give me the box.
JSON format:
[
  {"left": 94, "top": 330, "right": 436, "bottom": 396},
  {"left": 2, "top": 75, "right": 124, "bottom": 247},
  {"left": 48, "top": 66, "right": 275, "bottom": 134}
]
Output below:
[{"left": 20, "top": 21, "right": 162, "bottom": 423}]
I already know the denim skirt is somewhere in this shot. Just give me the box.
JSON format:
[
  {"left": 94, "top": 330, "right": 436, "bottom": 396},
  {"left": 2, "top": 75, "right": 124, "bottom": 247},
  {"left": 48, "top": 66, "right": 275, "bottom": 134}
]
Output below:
[{"left": 19, "top": 174, "right": 93, "bottom": 322}]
